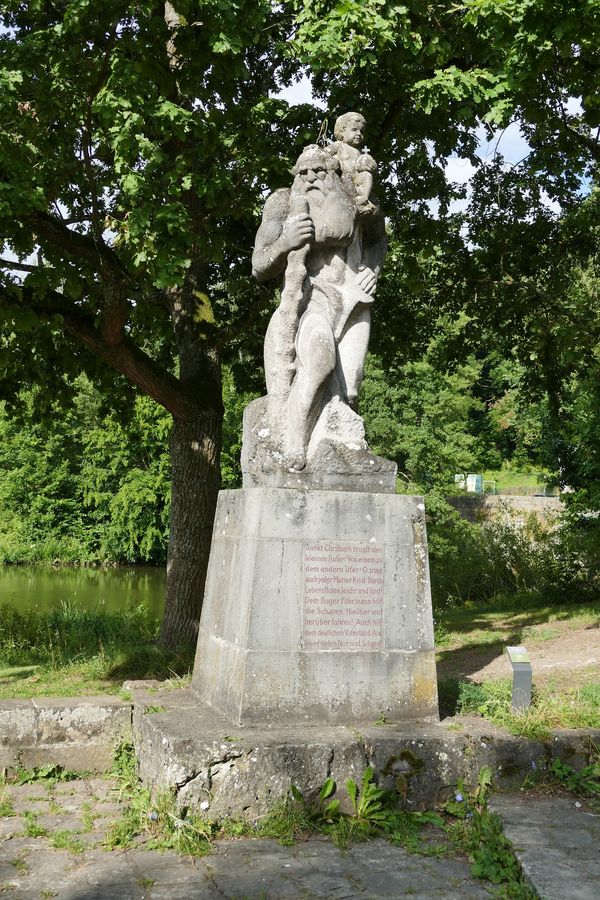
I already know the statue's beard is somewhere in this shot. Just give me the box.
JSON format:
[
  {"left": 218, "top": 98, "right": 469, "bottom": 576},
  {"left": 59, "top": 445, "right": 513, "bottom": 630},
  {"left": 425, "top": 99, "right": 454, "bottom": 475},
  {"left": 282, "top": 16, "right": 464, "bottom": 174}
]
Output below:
[
  {"left": 292, "top": 173, "right": 337, "bottom": 205},
  {"left": 292, "top": 173, "right": 353, "bottom": 241}
]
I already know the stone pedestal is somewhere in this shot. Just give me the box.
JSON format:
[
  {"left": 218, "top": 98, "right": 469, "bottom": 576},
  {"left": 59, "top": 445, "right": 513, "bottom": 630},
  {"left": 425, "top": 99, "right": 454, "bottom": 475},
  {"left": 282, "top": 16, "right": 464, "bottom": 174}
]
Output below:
[{"left": 192, "top": 488, "right": 438, "bottom": 725}]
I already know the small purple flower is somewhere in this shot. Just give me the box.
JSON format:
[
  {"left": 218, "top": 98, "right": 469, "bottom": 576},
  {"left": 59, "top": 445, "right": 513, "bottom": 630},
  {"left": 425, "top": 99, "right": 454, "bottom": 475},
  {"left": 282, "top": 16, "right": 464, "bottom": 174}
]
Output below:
[
  {"left": 147, "top": 810, "right": 158, "bottom": 821},
  {"left": 531, "top": 760, "right": 537, "bottom": 769},
  {"left": 455, "top": 792, "right": 464, "bottom": 802}
]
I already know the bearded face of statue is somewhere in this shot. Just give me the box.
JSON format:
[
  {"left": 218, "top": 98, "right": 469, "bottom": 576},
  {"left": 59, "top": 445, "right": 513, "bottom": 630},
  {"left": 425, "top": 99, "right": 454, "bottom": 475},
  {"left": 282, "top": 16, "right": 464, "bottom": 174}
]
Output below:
[{"left": 291, "top": 149, "right": 354, "bottom": 245}]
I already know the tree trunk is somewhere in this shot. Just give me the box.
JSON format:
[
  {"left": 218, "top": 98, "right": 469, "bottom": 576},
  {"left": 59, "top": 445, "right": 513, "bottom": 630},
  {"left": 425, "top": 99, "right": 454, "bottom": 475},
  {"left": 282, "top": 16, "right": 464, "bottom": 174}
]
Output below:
[
  {"left": 158, "top": 409, "right": 222, "bottom": 649},
  {"left": 157, "top": 269, "right": 223, "bottom": 650}
]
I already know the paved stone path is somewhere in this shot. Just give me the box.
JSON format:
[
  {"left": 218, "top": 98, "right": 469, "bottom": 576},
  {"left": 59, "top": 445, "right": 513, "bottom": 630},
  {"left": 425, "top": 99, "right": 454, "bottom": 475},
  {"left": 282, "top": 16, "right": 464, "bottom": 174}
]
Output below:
[
  {"left": 491, "top": 791, "right": 600, "bottom": 900},
  {"left": 1, "top": 777, "right": 599, "bottom": 898},
  {"left": 0, "top": 777, "right": 495, "bottom": 899}
]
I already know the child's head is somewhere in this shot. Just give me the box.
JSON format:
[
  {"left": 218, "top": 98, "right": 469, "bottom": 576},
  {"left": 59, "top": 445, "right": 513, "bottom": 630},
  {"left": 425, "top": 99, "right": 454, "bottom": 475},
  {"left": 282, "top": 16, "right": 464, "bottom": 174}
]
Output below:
[{"left": 334, "top": 112, "right": 366, "bottom": 148}]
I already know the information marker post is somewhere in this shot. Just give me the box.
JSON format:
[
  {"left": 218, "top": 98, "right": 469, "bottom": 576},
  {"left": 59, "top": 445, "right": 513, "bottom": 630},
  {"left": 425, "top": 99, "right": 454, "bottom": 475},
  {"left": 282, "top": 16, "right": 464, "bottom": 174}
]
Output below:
[{"left": 506, "top": 646, "right": 532, "bottom": 712}]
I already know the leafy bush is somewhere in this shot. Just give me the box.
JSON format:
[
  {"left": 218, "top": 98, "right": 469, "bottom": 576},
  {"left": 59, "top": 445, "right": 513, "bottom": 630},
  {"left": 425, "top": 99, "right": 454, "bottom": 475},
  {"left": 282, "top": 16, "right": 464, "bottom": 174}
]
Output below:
[
  {"left": 427, "top": 492, "right": 599, "bottom": 609},
  {"left": 0, "top": 380, "right": 171, "bottom": 565}
]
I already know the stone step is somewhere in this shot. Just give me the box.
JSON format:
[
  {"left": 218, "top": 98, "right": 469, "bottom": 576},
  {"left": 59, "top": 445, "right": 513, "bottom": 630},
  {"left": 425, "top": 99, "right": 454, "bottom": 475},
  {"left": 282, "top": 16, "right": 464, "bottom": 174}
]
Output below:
[
  {"left": 132, "top": 686, "right": 600, "bottom": 820},
  {"left": 0, "top": 696, "right": 132, "bottom": 773},
  {"left": 490, "top": 792, "right": 600, "bottom": 900}
]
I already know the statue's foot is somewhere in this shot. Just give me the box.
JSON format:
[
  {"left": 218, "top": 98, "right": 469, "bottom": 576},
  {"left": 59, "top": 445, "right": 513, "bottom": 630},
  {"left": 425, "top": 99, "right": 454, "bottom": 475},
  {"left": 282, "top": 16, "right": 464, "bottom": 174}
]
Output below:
[{"left": 283, "top": 446, "right": 307, "bottom": 471}]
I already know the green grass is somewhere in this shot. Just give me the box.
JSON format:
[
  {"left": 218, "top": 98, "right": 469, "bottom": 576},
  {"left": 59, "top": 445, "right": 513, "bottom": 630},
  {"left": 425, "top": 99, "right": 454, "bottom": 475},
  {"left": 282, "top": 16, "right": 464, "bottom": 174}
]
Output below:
[
  {"left": 439, "top": 676, "right": 600, "bottom": 738},
  {"left": 435, "top": 597, "right": 600, "bottom": 653},
  {"left": 482, "top": 468, "right": 554, "bottom": 496},
  {"left": 49, "top": 830, "right": 85, "bottom": 853},
  {"left": 435, "top": 596, "right": 600, "bottom": 734},
  {"left": 0, "top": 600, "right": 194, "bottom": 698},
  {"left": 0, "top": 788, "right": 15, "bottom": 817},
  {"left": 22, "top": 811, "right": 49, "bottom": 838}
]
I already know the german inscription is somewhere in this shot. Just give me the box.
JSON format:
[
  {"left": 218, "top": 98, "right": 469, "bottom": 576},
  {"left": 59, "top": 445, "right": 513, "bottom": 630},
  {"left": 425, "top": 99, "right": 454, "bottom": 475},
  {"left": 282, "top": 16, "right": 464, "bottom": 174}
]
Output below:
[{"left": 303, "top": 540, "right": 385, "bottom": 650}]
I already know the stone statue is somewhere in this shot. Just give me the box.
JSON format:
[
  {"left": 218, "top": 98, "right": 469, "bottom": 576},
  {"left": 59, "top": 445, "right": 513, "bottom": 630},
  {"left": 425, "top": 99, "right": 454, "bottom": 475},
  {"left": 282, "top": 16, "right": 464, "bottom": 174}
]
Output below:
[{"left": 242, "top": 113, "right": 396, "bottom": 491}]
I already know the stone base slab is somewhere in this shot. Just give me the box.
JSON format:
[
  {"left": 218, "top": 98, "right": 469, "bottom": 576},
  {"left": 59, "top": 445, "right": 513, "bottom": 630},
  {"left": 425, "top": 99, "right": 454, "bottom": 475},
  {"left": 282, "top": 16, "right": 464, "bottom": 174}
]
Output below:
[
  {"left": 0, "top": 696, "right": 131, "bottom": 773},
  {"left": 133, "top": 688, "right": 600, "bottom": 821}
]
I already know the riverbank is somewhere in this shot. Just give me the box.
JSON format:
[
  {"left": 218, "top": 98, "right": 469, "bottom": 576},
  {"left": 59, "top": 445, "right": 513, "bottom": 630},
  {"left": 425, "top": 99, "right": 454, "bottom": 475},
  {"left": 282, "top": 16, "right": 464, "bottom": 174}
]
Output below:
[{"left": 0, "top": 601, "right": 192, "bottom": 699}]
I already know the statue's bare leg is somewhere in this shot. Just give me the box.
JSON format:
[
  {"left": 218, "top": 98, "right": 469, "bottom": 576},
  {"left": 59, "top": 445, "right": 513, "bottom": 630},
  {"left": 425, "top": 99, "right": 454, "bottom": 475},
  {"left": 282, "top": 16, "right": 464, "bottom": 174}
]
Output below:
[
  {"left": 337, "top": 305, "right": 371, "bottom": 410},
  {"left": 284, "top": 311, "right": 336, "bottom": 469}
]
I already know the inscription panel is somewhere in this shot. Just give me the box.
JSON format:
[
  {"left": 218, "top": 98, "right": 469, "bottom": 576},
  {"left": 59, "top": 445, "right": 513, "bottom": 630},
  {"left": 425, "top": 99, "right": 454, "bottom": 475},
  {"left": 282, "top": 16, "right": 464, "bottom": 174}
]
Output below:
[{"left": 302, "top": 540, "right": 385, "bottom": 650}]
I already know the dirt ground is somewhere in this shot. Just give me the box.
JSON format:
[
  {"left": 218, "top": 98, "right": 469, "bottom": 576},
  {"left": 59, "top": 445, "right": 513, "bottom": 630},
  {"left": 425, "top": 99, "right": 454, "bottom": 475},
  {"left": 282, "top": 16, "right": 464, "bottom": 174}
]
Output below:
[{"left": 436, "top": 613, "right": 600, "bottom": 686}]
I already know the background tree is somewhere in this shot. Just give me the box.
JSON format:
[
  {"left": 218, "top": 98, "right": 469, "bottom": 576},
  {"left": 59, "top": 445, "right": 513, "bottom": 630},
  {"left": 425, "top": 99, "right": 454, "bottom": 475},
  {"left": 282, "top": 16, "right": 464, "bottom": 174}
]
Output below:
[{"left": 0, "top": 1, "right": 321, "bottom": 647}]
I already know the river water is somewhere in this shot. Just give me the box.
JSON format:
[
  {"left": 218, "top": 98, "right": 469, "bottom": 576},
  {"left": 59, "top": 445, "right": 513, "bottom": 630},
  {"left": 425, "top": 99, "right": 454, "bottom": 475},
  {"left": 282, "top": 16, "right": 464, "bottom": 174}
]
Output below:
[{"left": 0, "top": 565, "right": 166, "bottom": 619}]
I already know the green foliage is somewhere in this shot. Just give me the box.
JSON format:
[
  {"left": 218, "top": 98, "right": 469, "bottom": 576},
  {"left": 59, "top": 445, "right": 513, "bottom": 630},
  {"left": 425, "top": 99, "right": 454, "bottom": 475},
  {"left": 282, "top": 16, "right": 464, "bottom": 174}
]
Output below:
[
  {"left": 445, "top": 768, "right": 535, "bottom": 897},
  {"left": 0, "top": 599, "right": 193, "bottom": 697},
  {"left": 0, "top": 377, "right": 171, "bottom": 564},
  {"left": 107, "top": 741, "right": 215, "bottom": 856},
  {"left": 2, "top": 0, "right": 600, "bottom": 652},
  {"left": 105, "top": 786, "right": 214, "bottom": 856},
  {"left": 257, "top": 793, "right": 313, "bottom": 846},
  {"left": 457, "top": 680, "right": 513, "bottom": 719},
  {"left": 15, "top": 764, "right": 84, "bottom": 786},
  {"left": 220, "top": 366, "right": 260, "bottom": 489},
  {"left": 22, "top": 811, "right": 49, "bottom": 838},
  {"left": 547, "top": 757, "right": 600, "bottom": 799},
  {"left": 0, "top": 788, "right": 15, "bottom": 818},
  {"left": 269, "top": 770, "right": 445, "bottom": 853},
  {"left": 448, "top": 676, "right": 600, "bottom": 738},
  {"left": 426, "top": 493, "right": 600, "bottom": 610},
  {"left": 49, "top": 830, "right": 85, "bottom": 854},
  {"left": 362, "top": 339, "right": 484, "bottom": 490}
]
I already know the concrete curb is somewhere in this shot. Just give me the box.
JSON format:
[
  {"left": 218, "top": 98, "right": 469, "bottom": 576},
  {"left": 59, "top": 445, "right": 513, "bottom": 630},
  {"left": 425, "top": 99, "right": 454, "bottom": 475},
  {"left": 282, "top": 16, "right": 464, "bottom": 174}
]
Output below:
[{"left": 0, "top": 696, "right": 132, "bottom": 773}]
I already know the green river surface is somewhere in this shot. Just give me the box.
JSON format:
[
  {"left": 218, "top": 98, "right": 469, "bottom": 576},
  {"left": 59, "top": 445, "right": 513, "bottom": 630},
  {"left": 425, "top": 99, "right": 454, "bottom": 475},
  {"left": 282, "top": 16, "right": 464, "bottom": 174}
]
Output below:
[{"left": 0, "top": 565, "right": 166, "bottom": 618}]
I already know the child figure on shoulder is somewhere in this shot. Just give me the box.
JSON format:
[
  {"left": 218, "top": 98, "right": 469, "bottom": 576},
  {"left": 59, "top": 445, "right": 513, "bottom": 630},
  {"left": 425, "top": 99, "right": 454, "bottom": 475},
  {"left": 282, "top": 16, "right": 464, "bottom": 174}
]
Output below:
[{"left": 326, "top": 112, "right": 378, "bottom": 216}]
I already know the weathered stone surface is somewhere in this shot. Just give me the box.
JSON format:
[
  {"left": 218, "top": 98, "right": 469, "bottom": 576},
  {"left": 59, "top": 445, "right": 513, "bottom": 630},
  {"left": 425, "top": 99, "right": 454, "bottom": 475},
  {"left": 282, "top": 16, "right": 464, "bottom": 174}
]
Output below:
[
  {"left": 248, "top": 116, "right": 390, "bottom": 484},
  {"left": 491, "top": 793, "right": 600, "bottom": 900},
  {"left": 448, "top": 493, "right": 563, "bottom": 525},
  {"left": 0, "top": 697, "right": 131, "bottom": 773},
  {"left": 241, "top": 396, "right": 397, "bottom": 492},
  {"left": 2, "top": 760, "right": 598, "bottom": 899},
  {"left": 192, "top": 487, "right": 438, "bottom": 725},
  {"left": 0, "top": 819, "right": 494, "bottom": 899},
  {"left": 133, "top": 688, "right": 600, "bottom": 821}
]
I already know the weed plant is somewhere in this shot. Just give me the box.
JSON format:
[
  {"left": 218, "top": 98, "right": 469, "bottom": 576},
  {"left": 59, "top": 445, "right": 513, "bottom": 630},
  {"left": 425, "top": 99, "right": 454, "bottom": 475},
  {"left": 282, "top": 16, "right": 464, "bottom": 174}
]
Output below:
[
  {"left": 15, "top": 764, "right": 86, "bottom": 785},
  {"left": 258, "top": 768, "right": 446, "bottom": 852},
  {"left": 542, "top": 755, "right": 600, "bottom": 802},
  {"left": 0, "top": 600, "right": 193, "bottom": 697},
  {"left": 0, "top": 788, "right": 15, "bottom": 817},
  {"left": 49, "top": 830, "right": 85, "bottom": 853},
  {"left": 106, "top": 742, "right": 216, "bottom": 857},
  {"left": 444, "top": 768, "right": 536, "bottom": 899}
]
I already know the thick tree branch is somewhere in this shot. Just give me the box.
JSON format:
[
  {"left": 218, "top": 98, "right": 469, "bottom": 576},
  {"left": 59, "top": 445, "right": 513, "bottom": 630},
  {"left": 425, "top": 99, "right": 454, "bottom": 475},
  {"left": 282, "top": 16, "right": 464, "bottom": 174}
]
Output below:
[
  {"left": 28, "top": 211, "right": 129, "bottom": 281},
  {"left": 1, "top": 286, "right": 205, "bottom": 421},
  {"left": 62, "top": 314, "right": 201, "bottom": 420}
]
